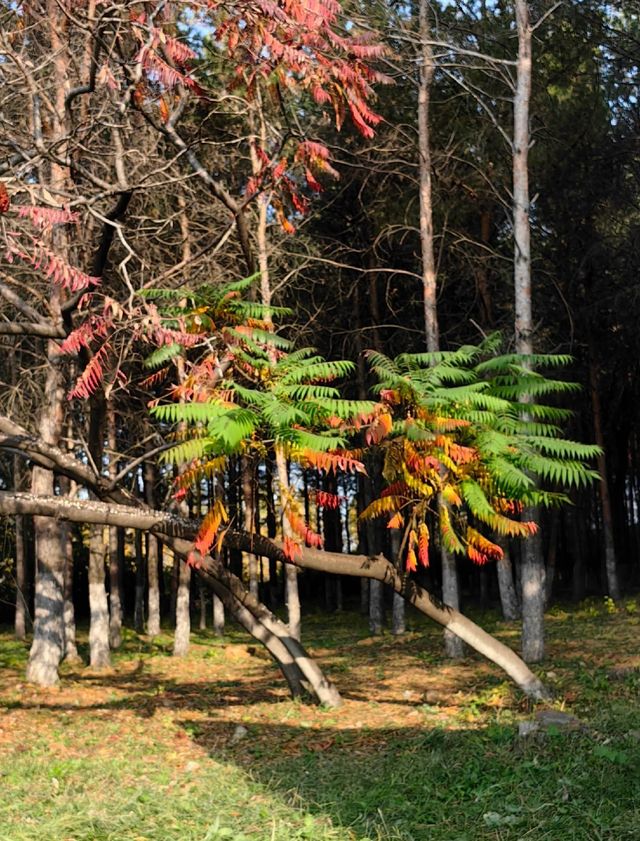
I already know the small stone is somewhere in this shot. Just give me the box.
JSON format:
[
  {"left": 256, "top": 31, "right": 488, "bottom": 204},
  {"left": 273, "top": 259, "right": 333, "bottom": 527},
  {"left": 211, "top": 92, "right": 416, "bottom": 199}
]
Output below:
[
  {"left": 184, "top": 761, "right": 200, "bottom": 773},
  {"left": 534, "top": 710, "right": 582, "bottom": 730},
  {"left": 518, "top": 721, "right": 540, "bottom": 738},
  {"left": 230, "top": 724, "right": 248, "bottom": 744}
]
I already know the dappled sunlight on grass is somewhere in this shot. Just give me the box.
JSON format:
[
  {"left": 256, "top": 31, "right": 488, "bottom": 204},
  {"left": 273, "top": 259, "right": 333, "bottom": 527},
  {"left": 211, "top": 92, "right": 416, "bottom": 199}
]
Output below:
[{"left": 1, "top": 600, "right": 639, "bottom": 839}]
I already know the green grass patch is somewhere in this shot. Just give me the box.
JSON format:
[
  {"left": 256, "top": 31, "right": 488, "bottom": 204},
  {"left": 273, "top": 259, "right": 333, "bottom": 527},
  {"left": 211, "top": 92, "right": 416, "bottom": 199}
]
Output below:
[{"left": 1, "top": 602, "right": 639, "bottom": 840}]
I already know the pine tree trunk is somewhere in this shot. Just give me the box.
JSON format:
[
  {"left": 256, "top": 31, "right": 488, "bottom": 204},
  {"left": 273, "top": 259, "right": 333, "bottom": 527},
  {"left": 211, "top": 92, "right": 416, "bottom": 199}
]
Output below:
[
  {"left": 62, "top": 516, "right": 80, "bottom": 664},
  {"left": 199, "top": 581, "right": 207, "bottom": 630},
  {"left": 589, "top": 357, "right": 621, "bottom": 601},
  {"left": 108, "top": 527, "right": 123, "bottom": 649},
  {"left": 418, "top": 0, "right": 463, "bottom": 657},
  {"left": 26, "top": 471, "right": 66, "bottom": 686},
  {"left": 496, "top": 538, "right": 520, "bottom": 620},
  {"left": 107, "top": 406, "right": 123, "bottom": 648},
  {"left": 242, "top": 457, "right": 259, "bottom": 598},
  {"left": 88, "top": 526, "right": 111, "bottom": 668},
  {"left": 513, "top": 0, "right": 545, "bottom": 663},
  {"left": 134, "top": 529, "right": 145, "bottom": 633},
  {"left": 144, "top": 461, "right": 161, "bottom": 636},
  {"left": 173, "top": 559, "right": 191, "bottom": 656},
  {"left": 212, "top": 593, "right": 225, "bottom": 636},
  {"left": 389, "top": 528, "right": 406, "bottom": 635}
]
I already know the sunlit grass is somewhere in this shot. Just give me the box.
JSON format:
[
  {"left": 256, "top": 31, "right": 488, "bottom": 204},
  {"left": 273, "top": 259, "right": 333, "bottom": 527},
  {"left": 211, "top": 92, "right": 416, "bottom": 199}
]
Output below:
[{"left": 1, "top": 599, "right": 639, "bottom": 840}]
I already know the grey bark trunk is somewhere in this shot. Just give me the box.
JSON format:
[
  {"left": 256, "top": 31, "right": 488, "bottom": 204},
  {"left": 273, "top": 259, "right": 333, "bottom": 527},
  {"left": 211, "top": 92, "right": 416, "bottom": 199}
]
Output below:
[
  {"left": 513, "top": 0, "right": 545, "bottom": 662},
  {"left": 134, "top": 529, "right": 145, "bottom": 633},
  {"left": 369, "top": 580, "right": 384, "bottom": 635},
  {"left": 520, "top": 515, "right": 545, "bottom": 662},
  {"left": 389, "top": 528, "right": 405, "bottom": 635},
  {"left": 106, "top": 406, "right": 123, "bottom": 648},
  {"left": 88, "top": 526, "right": 111, "bottom": 668},
  {"left": 199, "top": 581, "right": 207, "bottom": 630},
  {"left": 496, "top": 538, "right": 520, "bottom": 620},
  {"left": 13, "top": 456, "right": 28, "bottom": 639},
  {"left": 589, "top": 358, "right": 621, "bottom": 601},
  {"left": 360, "top": 579, "right": 369, "bottom": 616},
  {"left": 418, "top": 1, "right": 462, "bottom": 657},
  {"left": 26, "top": 472, "right": 66, "bottom": 686},
  {"left": 62, "top": 518, "right": 80, "bottom": 664},
  {"left": 173, "top": 559, "right": 191, "bottom": 656},
  {"left": 14, "top": 513, "right": 28, "bottom": 639},
  {"left": 144, "top": 461, "right": 162, "bottom": 636},
  {"left": 26, "top": 342, "right": 66, "bottom": 684},
  {"left": 242, "top": 457, "right": 259, "bottom": 598},
  {"left": 108, "top": 527, "right": 123, "bottom": 649},
  {"left": 212, "top": 593, "right": 225, "bottom": 636}
]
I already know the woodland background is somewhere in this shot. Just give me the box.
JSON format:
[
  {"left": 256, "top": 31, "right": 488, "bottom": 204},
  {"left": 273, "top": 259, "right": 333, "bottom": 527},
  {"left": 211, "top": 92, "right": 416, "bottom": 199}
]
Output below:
[{"left": 0, "top": 0, "right": 639, "bottom": 704}]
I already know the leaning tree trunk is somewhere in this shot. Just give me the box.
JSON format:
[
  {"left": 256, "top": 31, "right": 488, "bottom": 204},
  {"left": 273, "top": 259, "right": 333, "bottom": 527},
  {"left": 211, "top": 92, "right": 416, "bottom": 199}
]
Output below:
[
  {"left": 513, "top": 0, "right": 545, "bottom": 663},
  {"left": 418, "top": 0, "right": 463, "bottom": 658},
  {"left": 0, "top": 489, "right": 550, "bottom": 702}
]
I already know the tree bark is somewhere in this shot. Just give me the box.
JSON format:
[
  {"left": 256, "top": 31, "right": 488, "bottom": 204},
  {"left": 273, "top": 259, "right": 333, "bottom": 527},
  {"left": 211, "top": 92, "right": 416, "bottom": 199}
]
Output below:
[
  {"left": 173, "top": 554, "right": 191, "bottom": 656},
  {"left": 513, "top": 0, "right": 545, "bottom": 663},
  {"left": 144, "top": 461, "right": 162, "bottom": 636},
  {"left": 242, "top": 456, "right": 259, "bottom": 598},
  {"left": 106, "top": 405, "right": 123, "bottom": 648},
  {"left": 88, "top": 526, "right": 111, "bottom": 668},
  {"left": 13, "top": 457, "right": 28, "bottom": 640},
  {"left": 389, "top": 528, "right": 406, "bottom": 635},
  {"left": 0, "top": 488, "right": 550, "bottom": 701},
  {"left": 62, "top": 514, "right": 80, "bottom": 664},
  {"left": 589, "top": 357, "right": 621, "bottom": 601},
  {"left": 418, "top": 0, "right": 463, "bottom": 658},
  {"left": 212, "top": 593, "right": 225, "bottom": 636},
  {"left": 496, "top": 538, "right": 520, "bottom": 620},
  {"left": 134, "top": 529, "right": 145, "bottom": 633}
]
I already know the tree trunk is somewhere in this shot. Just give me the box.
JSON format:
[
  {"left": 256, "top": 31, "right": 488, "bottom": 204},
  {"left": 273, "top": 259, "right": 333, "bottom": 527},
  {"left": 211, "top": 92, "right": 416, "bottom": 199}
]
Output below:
[
  {"left": 212, "top": 593, "right": 225, "bottom": 636},
  {"left": 25, "top": 0, "right": 72, "bottom": 688},
  {"left": 589, "top": 357, "right": 621, "bottom": 601},
  {"left": 0, "top": 489, "right": 550, "bottom": 701},
  {"left": 107, "top": 406, "right": 123, "bottom": 648},
  {"left": 545, "top": 511, "right": 559, "bottom": 607},
  {"left": 418, "top": 0, "right": 463, "bottom": 658},
  {"left": 88, "top": 526, "right": 111, "bottom": 668},
  {"left": 173, "top": 559, "right": 191, "bottom": 656},
  {"left": 134, "top": 529, "right": 145, "bottom": 633},
  {"left": 242, "top": 456, "right": 259, "bottom": 598},
  {"left": 496, "top": 539, "right": 520, "bottom": 620},
  {"left": 14, "top": 509, "right": 28, "bottom": 640},
  {"left": 199, "top": 581, "right": 208, "bottom": 630},
  {"left": 109, "top": 528, "right": 123, "bottom": 648},
  {"left": 144, "top": 461, "right": 162, "bottom": 636},
  {"left": 389, "top": 528, "right": 406, "bottom": 635},
  {"left": 513, "top": 0, "right": 545, "bottom": 663},
  {"left": 26, "top": 479, "right": 66, "bottom": 686},
  {"left": 62, "top": 518, "right": 80, "bottom": 664}
]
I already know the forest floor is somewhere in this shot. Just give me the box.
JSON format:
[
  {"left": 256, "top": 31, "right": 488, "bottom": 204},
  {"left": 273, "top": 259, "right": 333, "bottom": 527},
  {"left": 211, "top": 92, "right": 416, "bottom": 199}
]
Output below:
[{"left": 1, "top": 599, "right": 639, "bottom": 841}]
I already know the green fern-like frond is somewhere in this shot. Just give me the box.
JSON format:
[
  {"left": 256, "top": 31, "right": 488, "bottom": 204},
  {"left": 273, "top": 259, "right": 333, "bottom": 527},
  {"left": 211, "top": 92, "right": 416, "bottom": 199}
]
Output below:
[{"left": 143, "top": 343, "right": 184, "bottom": 370}]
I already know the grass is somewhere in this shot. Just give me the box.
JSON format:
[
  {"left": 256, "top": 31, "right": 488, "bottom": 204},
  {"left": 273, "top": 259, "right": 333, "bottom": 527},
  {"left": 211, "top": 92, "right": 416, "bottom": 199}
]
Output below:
[{"left": 0, "top": 599, "right": 639, "bottom": 840}]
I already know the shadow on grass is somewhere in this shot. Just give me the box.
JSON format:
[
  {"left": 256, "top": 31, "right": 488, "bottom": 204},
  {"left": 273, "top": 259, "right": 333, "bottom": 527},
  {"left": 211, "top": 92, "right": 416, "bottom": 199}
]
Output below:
[{"left": 181, "top": 716, "right": 640, "bottom": 841}]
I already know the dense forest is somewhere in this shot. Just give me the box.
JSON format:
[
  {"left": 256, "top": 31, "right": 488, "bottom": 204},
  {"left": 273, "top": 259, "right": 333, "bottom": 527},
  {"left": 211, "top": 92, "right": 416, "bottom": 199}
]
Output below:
[{"left": 0, "top": 0, "right": 638, "bottom": 706}]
